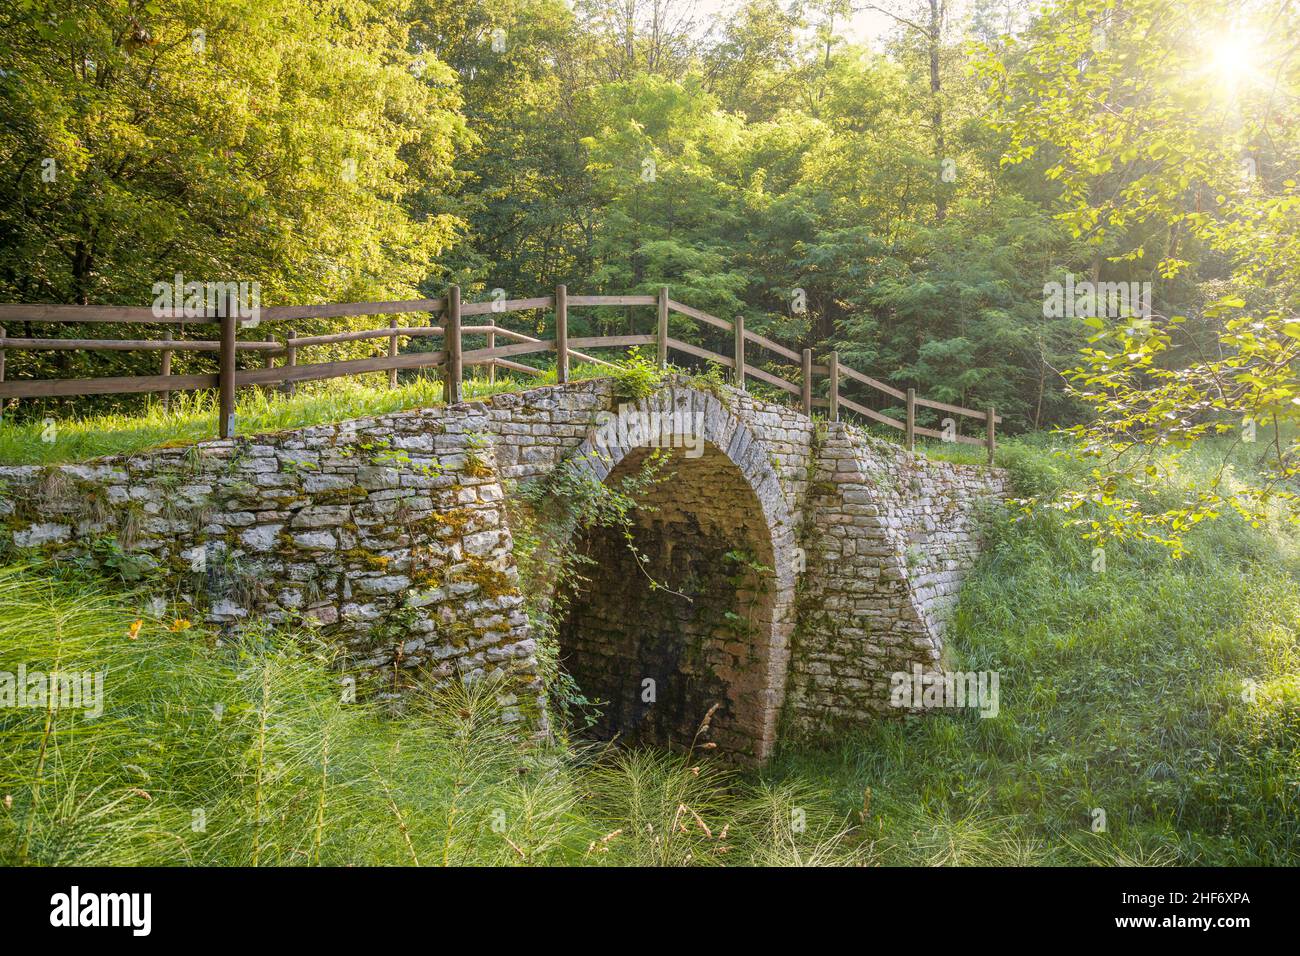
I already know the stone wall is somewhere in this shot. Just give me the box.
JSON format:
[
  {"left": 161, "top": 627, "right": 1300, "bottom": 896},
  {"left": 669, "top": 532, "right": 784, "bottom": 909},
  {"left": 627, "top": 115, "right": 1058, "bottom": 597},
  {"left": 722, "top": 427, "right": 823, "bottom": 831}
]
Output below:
[
  {"left": 0, "top": 409, "right": 541, "bottom": 719},
  {"left": 785, "top": 423, "right": 1006, "bottom": 731},
  {"left": 0, "top": 377, "right": 1007, "bottom": 756}
]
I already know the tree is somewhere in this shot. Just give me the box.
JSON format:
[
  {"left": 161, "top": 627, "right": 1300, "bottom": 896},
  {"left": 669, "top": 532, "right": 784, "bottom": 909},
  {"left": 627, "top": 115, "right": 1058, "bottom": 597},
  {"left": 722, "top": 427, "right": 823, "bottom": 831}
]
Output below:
[
  {"left": 864, "top": 0, "right": 955, "bottom": 220},
  {"left": 0, "top": 0, "right": 470, "bottom": 391},
  {"left": 0, "top": 0, "right": 468, "bottom": 309},
  {"left": 982, "top": 0, "right": 1300, "bottom": 550},
  {"left": 581, "top": 74, "right": 752, "bottom": 335}
]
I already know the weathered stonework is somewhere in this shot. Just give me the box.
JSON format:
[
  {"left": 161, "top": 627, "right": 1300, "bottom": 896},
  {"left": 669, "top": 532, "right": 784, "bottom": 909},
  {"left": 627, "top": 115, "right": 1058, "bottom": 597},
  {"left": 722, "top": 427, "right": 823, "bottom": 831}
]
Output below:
[
  {"left": 0, "top": 377, "right": 1007, "bottom": 759},
  {"left": 784, "top": 423, "right": 1005, "bottom": 733},
  {"left": 560, "top": 444, "right": 783, "bottom": 760},
  {"left": 0, "top": 412, "right": 539, "bottom": 718}
]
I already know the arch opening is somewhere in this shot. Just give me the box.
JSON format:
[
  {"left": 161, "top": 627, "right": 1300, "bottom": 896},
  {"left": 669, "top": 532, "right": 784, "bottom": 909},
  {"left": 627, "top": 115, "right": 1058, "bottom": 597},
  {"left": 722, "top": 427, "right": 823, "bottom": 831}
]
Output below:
[{"left": 557, "top": 443, "right": 780, "bottom": 760}]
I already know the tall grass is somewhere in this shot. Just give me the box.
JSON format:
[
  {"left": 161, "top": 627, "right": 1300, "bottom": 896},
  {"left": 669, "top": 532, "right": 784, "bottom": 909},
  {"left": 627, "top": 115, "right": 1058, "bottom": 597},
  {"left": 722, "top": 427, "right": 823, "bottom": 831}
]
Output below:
[
  {"left": 0, "top": 564, "right": 861, "bottom": 866},
  {"left": 763, "top": 437, "right": 1300, "bottom": 865}
]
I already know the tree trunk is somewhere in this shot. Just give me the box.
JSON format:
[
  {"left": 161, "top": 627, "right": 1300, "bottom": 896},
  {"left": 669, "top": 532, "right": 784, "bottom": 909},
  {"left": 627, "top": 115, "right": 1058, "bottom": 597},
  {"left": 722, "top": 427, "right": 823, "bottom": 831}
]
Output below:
[{"left": 930, "top": 0, "right": 946, "bottom": 223}]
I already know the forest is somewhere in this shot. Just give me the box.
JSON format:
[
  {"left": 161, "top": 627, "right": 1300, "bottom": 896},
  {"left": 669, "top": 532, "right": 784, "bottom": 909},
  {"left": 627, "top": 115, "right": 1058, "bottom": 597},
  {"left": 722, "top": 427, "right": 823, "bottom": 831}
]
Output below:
[{"left": 6, "top": 0, "right": 1287, "bottom": 431}]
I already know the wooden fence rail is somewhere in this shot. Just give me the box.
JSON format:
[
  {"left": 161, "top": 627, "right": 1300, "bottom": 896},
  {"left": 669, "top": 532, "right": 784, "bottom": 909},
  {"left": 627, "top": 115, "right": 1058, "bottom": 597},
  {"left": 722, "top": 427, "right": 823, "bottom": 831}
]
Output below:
[{"left": 0, "top": 286, "right": 999, "bottom": 460}]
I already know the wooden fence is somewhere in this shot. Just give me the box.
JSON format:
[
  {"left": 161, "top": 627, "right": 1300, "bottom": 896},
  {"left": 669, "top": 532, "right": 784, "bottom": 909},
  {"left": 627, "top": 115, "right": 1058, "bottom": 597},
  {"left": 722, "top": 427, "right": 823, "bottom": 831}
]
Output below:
[{"left": 0, "top": 287, "right": 999, "bottom": 460}]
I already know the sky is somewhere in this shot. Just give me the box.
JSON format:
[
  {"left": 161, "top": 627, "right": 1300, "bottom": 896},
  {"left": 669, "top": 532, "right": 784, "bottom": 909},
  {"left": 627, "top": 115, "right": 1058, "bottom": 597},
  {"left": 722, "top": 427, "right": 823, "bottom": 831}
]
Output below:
[
  {"left": 693, "top": 0, "right": 901, "bottom": 47},
  {"left": 685, "top": 0, "right": 985, "bottom": 49}
]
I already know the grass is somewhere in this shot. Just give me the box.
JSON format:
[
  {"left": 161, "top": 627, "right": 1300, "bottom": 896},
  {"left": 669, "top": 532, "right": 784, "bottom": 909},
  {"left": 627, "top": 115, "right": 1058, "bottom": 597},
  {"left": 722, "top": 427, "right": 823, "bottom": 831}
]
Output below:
[
  {"left": 765, "top": 436, "right": 1300, "bottom": 865},
  {"left": 0, "top": 564, "right": 858, "bottom": 866},
  {"left": 1, "top": 417, "right": 1296, "bottom": 865},
  {"left": 0, "top": 363, "right": 609, "bottom": 466}
]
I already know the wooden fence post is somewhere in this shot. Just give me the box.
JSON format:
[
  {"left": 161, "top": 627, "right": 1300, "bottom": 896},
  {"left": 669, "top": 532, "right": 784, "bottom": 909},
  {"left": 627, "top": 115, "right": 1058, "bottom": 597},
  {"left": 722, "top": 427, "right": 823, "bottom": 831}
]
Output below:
[
  {"left": 218, "top": 291, "right": 237, "bottom": 438},
  {"left": 733, "top": 313, "right": 746, "bottom": 389},
  {"left": 905, "top": 387, "right": 916, "bottom": 452},
  {"left": 387, "top": 318, "right": 399, "bottom": 388},
  {"left": 801, "top": 348, "right": 813, "bottom": 417},
  {"left": 284, "top": 327, "right": 297, "bottom": 397},
  {"left": 0, "top": 321, "right": 7, "bottom": 426},
  {"left": 828, "top": 350, "right": 839, "bottom": 422},
  {"left": 160, "top": 329, "right": 173, "bottom": 411},
  {"left": 656, "top": 286, "right": 669, "bottom": 370},
  {"left": 486, "top": 319, "right": 496, "bottom": 384},
  {"left": 555, "top": 284, "right": 569, "bottom": 384},
  {"left": 445, "top": 284, "right": 462, "bottom": 404},
  {"left": 986, "top": 405, "right": 996, "bottom": 464}
]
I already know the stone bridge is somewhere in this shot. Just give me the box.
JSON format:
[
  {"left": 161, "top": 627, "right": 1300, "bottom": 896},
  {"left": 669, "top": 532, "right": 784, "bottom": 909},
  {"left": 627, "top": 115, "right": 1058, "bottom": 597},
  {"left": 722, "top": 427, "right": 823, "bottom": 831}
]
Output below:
[{"left": 0, "top": 378, "right": 1006, "bottom": 761}]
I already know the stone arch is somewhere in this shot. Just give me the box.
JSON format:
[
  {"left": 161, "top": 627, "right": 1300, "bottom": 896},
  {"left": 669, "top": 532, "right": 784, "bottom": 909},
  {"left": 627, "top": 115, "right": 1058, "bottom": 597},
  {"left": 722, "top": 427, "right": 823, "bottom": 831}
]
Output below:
[{"left": 556, "top": 388, "right": 798, "bottom": 761}]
